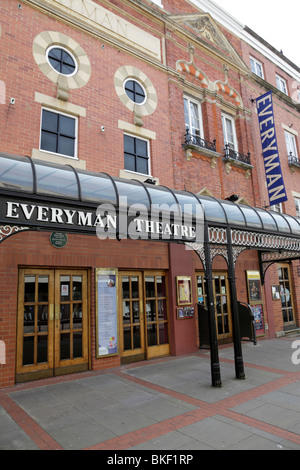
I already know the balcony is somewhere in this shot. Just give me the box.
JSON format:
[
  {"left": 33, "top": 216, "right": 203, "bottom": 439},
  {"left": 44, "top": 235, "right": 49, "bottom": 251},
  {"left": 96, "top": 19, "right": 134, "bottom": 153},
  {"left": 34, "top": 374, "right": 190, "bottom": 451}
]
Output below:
[
  {"left": 223, "top": 144, "right": 251, "bottom": 166},
  {"left": 288, "top": 152, "right": 300, "bottom": 172},
  {"left": 184, "top": 130, "right": 216, "bottom": 152},
  {"left": 184, "top": 130, "right": 219, "bottom": 167}
]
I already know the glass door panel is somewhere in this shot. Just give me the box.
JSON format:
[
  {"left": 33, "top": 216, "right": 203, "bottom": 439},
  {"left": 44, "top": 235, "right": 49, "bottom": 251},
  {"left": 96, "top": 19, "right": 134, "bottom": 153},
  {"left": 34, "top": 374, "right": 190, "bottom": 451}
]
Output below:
[
  {"left": 196, "top": 272, "right": 232, "bottom": 342},
  {"left": 17, "top": 270, "right": 55, "bottom": 381},
  {"left": 144, "top": 272, "right": 169, "bottom": 359},
  {"left": 17, "top": 269, "right": 88, "bottom": 383},
  {"left": 278, "top": 264, "right": 295, "bottom": 325},
  {"left": 120, "top": 272, "right": 144, "bottom": 360}
]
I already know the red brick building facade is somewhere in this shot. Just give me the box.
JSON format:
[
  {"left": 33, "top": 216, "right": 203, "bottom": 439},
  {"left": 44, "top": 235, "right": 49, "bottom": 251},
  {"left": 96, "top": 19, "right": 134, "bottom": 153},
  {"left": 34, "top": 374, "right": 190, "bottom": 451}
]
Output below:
[{"left": 0, "top": 0, "right": 299, "bottom": 388}]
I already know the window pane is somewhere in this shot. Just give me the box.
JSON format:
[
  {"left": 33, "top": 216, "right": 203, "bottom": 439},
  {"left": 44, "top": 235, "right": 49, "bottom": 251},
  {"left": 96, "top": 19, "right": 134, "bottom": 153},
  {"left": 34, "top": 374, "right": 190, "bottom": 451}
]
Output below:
[
  {"left": 42, "top": 110, "right": 58, "bottom": 133},
  {"left": 124, "top": 135, "right": 135, "bottom": 154},
  {"left": 41, "top": 132, "right": 58, "bottom": 153},
  {"left": 124, "top": 153, "right": 136, "bottom": 171},
  {"left": 58, "top": 135, "right": 75, "bottom": 157},
  {"left": 136, "top": 139, "right": 147, "bottom": 157},
  {"left": 37, "top": 336, "right": 48, "bottom": 363},
  {"left": 59, "top": 115, "right": 76, "bottom": 137},
  {"left": 136, "top": 157, "right": 148, "bottom": 175}
]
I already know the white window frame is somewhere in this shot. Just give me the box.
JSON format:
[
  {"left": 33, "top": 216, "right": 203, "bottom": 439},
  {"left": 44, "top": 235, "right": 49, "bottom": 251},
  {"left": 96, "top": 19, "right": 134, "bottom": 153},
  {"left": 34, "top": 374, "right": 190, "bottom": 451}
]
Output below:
[
  {"left": 250, "top": 56, "right": 264, "bottom": 79},
  {"left": 276, "top": 75, "right": 288, "bottom": 95},
  {"left": 285, "top": 130, "right": 298, "bottom": 158},
  {"left": 123, "top": 133, "right": 151, "bottom": 176},
  {"left": 39, "top": 107, "right": 78, "bottom": 160},
  {"left": 295, "top": 197, "right": 300, "bottom": 218},
  {"left": 221, "top": 113, "right": 238, "bottom": 151},
  {"left": 184, "top": 96, "right": 204, "bottom": 140},
  {"left": 271, "top": 202, "right": 283, "bottom": 213}
]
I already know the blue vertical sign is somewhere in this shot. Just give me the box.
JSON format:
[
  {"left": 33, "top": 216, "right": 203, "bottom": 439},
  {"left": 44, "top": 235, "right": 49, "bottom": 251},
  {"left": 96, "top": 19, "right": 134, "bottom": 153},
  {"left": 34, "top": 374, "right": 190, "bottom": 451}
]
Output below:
[{"left": 256, "top": 91, "right": 287, "bottom": 205}]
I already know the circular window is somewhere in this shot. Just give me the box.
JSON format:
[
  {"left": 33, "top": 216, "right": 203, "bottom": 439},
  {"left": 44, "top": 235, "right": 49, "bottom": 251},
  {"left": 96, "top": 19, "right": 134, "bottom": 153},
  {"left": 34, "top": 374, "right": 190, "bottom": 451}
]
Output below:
[
  {"left": 47, "top": 46, "right": 77, "bottom": 76},
  {"left": 124, "top": 79, "right": 146, "bottom": 105}
]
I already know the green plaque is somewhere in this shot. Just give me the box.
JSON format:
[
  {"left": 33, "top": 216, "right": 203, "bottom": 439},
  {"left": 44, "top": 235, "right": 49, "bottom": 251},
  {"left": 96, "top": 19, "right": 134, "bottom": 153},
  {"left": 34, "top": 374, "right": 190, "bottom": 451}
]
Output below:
[{"left": 50, "top": 232, "right": 68, "bottom": 248}]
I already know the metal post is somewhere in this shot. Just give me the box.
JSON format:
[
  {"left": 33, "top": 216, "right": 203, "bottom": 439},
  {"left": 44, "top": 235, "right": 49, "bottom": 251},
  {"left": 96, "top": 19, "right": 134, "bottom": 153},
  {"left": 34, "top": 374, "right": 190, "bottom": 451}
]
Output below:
[
  {"left": 204, "top": 225, "right": 222, "bottom": 387},
  {"left": 226, "top": 227, "right": 245, "bottom": 380}
]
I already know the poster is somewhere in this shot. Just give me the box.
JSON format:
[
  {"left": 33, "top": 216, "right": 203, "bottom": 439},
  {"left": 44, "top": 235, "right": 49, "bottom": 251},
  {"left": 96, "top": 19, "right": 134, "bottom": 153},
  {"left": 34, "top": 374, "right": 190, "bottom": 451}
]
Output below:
[
  {"left": 246, "top": 271, "right": 262, "bottom": 304},
  {"left": 176, "top": 276, "right": 192, "bottom": 305},
  {"left": 251, "top": 304, "right": 264, "bottom": 330},
  {"left": 96, "top": 268, "right": 118, "bottom": 358}
]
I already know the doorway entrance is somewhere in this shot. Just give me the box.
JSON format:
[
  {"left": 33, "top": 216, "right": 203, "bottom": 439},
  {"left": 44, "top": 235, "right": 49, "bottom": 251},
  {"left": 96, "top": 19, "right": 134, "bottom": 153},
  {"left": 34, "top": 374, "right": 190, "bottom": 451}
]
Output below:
[
  {"left": 196, "top": 271, "right": 233, "bottom": 343},
  {"left": 278, "top": 263, "right": 295, "bottom": 327},
  {"left": 119, "top": 271, "right": 170, "bottom": 363},
  {"left": 16, "top": 268, "right": 89, "bottom": 383}
]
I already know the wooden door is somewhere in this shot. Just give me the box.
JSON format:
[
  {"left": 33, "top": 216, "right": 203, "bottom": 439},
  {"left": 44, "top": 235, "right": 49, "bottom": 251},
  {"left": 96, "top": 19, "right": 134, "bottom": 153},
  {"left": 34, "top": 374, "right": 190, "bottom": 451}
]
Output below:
[
  {"left": 278, "top": 263, "right": 295, "bottom": 325},
  {"left": 119, "top": 271, "right": 170, "bottom": 363},
  {"left": 119, "top": 272, "right": 145, "bottom": 363},
  {"left": 16, "top": 268, "right": 89, "bottom": 383},
  {"left": 196, "top": 272, "right": 232, "bottom": 343}
]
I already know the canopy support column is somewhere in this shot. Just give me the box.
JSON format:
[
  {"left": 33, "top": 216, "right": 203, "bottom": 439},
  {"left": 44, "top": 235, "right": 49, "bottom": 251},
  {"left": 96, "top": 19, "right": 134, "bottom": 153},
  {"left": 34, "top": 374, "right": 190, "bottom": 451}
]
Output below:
[
  {"left": 227, "top": 227, "right": 245, "bottom": 380},
  {"left": 204, "top": 226, "right": 222, "bottom": 387}
]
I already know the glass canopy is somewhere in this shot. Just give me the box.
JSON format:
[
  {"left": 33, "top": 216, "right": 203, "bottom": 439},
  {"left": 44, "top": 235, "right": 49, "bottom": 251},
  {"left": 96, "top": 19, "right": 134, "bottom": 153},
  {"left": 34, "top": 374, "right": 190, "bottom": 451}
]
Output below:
[{"left": 1, "top": 152, "right": 300, "bottom": 236}]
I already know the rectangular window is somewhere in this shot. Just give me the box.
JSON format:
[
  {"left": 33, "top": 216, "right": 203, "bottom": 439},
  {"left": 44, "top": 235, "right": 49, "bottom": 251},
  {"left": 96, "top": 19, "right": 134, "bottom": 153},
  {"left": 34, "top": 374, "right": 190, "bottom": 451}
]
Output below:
[
  {"left": 285, "top": 131, "right": 298, "bottom": 158},
  {"left": 250, "top": 57, "right": 264, "bottom": 79},
  {"left": 295, "top": 197, "right": 300, "bottom": 217},
  {"left": 222, "top": 113, "right": 238, "bottom": 151},
  {"left": 40, "top": 108, "right": 77, "bottom": 158},
  {"left": 184, "top": 96, "right": 203, "bottom": 139},
  {"left": 276, "top": 75, "right": 288, "bottom": 95},
  {"left": 124, "top": 134, "right": 149, "bottom": 175},
  {"left": 271, "top": 203, "right": 283, "bottom": 213}
]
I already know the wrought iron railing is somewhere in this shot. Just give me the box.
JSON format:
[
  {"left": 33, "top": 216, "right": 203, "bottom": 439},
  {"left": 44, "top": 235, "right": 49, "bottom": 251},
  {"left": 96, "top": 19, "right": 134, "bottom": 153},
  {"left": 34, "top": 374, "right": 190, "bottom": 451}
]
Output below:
[
  {"left": 184, "top": 130, "right": 216, "bottom": 152},
  {"left": 288, "top": 152, "right": 300, "bottom": 167},
  {"left": 224, "top": 144, "right": 251, "bottom": 166}
]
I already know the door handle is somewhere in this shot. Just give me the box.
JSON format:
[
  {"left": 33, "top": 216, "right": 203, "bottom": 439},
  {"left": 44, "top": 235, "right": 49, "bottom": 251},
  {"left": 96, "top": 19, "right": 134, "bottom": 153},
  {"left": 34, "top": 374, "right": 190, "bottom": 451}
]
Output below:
[
  {"left": 49, "top": 304, "right": 54, "bottom": 321},
  {"left": 55, "top": 304, "right": 60, "bottom": 321}
]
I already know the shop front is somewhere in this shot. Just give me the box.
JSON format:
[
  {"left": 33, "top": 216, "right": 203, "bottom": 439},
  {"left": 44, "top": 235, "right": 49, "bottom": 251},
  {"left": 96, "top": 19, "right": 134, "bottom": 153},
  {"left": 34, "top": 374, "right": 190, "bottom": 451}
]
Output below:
[{"left": 1, "top": 153, "right": 300, "bottom": 389}]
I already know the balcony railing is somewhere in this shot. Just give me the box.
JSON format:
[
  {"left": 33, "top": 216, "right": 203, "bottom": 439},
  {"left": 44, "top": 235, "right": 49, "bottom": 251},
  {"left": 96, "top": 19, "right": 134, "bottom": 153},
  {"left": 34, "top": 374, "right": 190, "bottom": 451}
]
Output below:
[
  {"left": 288, "top": 152, "right": 300, "bottom": 168},
  {"left": 224, "top": 144, "right": 251, "bottom": 166},
  {"left": 184, "top": 130, "right": 216, "bottom": 153}
]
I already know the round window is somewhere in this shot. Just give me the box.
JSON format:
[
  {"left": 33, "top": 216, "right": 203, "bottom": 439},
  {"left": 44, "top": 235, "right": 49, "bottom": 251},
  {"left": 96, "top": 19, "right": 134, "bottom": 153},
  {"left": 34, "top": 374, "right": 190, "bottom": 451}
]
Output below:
[
  {"left": 47, "top": 46, "right": 77, "bottom": 76},
  {"left": 124, "top": 79, "right": 146, "bottom": 105}
]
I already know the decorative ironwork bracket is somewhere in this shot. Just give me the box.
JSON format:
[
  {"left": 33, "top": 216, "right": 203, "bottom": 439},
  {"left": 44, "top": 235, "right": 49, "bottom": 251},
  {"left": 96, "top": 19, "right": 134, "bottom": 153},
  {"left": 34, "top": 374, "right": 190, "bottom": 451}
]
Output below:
[{"left": 0, "top": 225, "right": 30, "bottom": 243}]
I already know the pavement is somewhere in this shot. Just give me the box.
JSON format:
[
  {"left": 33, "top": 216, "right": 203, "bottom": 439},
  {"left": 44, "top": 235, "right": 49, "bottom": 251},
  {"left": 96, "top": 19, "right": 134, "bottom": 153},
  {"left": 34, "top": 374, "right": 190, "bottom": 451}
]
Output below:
[{"left": 1, "top": 336, "right": 300, "bottom": 452}]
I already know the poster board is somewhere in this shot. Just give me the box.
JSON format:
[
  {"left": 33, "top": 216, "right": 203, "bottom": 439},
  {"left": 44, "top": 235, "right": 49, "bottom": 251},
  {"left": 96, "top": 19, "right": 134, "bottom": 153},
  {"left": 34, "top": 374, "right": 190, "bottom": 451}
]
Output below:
[
  {"left": 96, "top": 268, "right": 118, "bottom": 358},
  {"left": 176, "top": 276, "right": 192, "bottom": 305},
  {"left": 246, "top": 271, "right": 265, "bottom": 335},
  {"left": 246, "top": 271, "right": 262, "bottom": 304}
]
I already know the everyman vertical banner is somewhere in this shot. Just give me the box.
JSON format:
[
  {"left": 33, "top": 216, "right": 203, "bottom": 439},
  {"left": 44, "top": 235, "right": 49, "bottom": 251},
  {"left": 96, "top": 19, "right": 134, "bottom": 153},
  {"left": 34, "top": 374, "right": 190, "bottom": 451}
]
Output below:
[{"left": 256, "top": 91, "right": 287, "bottom": 205}]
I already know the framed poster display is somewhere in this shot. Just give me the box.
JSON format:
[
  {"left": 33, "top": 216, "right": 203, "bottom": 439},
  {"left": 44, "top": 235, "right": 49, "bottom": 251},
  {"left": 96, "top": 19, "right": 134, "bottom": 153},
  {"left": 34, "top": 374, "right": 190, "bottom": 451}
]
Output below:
[
  {"left": 251, "top": 304, "right": 264, "bottom": 331},
  {"left": 177, "top": 306, "right": 195, "bottom": 319},
  {"left": 176, "top": 276, "right": 192, "bottom": 305},
  {"left": 95, "top": 268, "right": 118, "bottom": 358},
  {"left": 246, "top": 271, "right": 262, "bottom": 304}
]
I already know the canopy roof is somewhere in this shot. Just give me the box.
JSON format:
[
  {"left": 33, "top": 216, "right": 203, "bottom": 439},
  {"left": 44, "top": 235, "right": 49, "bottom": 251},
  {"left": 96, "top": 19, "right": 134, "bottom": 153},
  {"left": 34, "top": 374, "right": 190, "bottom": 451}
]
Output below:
[{"left": 1, "top": 152, "right": 300, "bottom": 236}]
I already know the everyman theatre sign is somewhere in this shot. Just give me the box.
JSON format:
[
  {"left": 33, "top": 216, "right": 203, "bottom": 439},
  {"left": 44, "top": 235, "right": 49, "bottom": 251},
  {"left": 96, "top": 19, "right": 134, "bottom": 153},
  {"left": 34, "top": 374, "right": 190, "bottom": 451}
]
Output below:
[{"left": 256, "top": 91, "right": 287, "bottom": 205}]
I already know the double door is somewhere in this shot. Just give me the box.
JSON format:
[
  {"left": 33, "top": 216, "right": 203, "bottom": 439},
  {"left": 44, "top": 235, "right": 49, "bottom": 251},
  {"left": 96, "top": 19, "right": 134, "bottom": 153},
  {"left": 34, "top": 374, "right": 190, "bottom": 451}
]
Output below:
[
  {"left": 197, "top": 272, "right": 232, "bottom": 342},
  {"left": 119, "top": 271, "right": 169, "bottom": 363},
  {"left": 16, "top": 269, "right": 89, "bottom": 383}
]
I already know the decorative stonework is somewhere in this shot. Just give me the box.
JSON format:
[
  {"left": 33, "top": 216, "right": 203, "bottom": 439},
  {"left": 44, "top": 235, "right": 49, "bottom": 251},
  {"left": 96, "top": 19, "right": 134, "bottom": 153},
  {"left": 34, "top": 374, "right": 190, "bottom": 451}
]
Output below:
[
  {"left": 32, "top": 0, "right": 161, "bottom": 61},
  {"left": 214, "top": 65, "right": 243, "bottom": 107},
  {"left": 32, "top": 31, "right": 91, "bottom": 100},
  {"left": 114, "top": 66, "right": 157, "bottom": 125},
  {"left": 185, "top": 16, "right": 231, "bottom": 55},
  {"left": 176, "top": 44, "right": 209, "bottom": 89}
]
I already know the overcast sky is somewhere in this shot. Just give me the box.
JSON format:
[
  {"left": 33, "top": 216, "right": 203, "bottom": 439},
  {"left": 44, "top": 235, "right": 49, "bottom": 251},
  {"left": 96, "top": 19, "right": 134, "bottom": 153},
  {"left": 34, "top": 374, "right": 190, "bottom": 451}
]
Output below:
[{"left": 212, "top": 0, "right": 299, "bottom": 67}]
